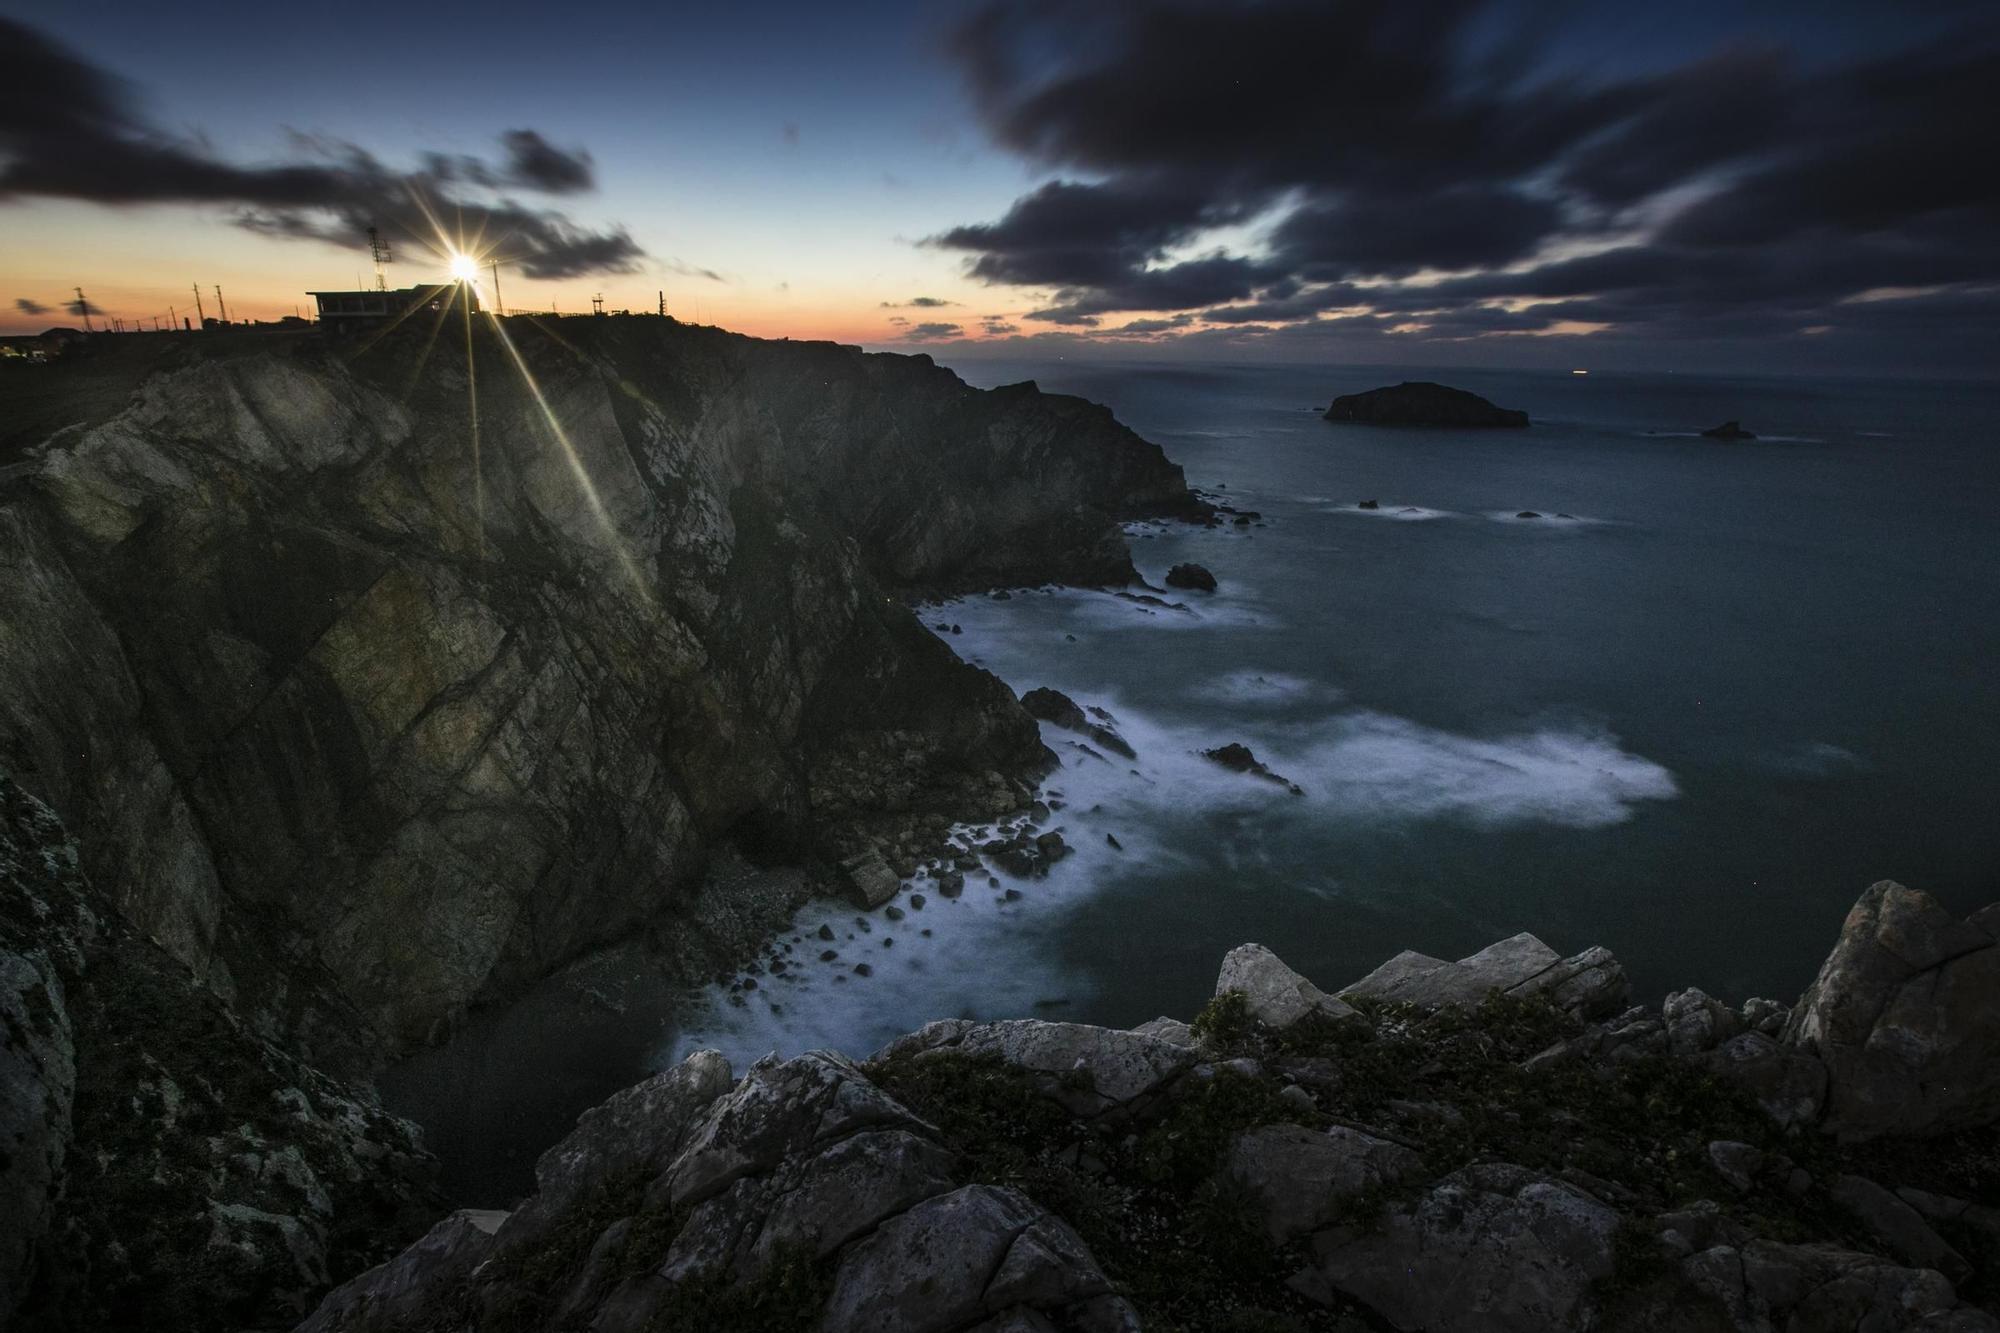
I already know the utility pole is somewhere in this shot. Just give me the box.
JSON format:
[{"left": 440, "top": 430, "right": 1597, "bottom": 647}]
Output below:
[
  {"left": 658, "top": 290, "right": 665, "bottom": 317},
  {"left": 73, "top": 287, "right": 94, "bottom": 332},
  {"left": 369, "top": 227, "right": 391, "bottom": 291},
  {"left": 169, "top": 305, "right": 177, "bottom": 331},
  {"left": 215, "top": 286, "right": 228, "bottom": 324},
  {"left": 192, "top": 285, "right": 207, "bottom": 326},
  {"left": 490, "top": 260, "right": 503, "bottom": 316}
]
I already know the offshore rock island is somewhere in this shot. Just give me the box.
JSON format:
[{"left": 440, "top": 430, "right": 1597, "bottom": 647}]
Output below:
[
  {"left": 1, "top": 325, "right": 1996, "bottom": 1333},
  {"left": 1323, "top": 381, "right": 1532, "bottom": 429}
]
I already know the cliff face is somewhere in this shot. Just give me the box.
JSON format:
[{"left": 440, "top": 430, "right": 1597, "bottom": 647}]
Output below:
[
  {"left": 0, "top": 320, "right": 1198, "bottom": 1055},
  {"left": 0, "top": 775, "right": 440, "bottom": 1331},
  {"left": 299, "top": 881, "right": 2000, "bottom": 1333}
]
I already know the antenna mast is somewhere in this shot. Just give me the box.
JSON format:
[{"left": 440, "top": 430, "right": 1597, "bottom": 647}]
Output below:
[
  {"left": 368, "top": 227, "right": 392, "bottom": 291},
  {"left": 214, "top": 286, "right": 229, "bottom": 323},
  {"left": 490, "top": 260, "right": 503, "bottom": 315},
  {"left": 73, "top": 287, "right": 94, "bottom": 332},
  {"left": 192, "top": 285, "right": 207, "bottom": 326},
  {"left": 591, "top": 293, "right": 605, "bottom": 316}
]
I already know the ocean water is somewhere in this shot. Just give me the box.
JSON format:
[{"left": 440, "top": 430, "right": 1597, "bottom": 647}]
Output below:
[{"left": 384, "top": 359, "right": 2000, "bottom": 1203}]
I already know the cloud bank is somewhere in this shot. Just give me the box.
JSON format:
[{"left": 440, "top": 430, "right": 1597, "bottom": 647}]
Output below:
[
  {"left": 1, "top": 17, "right": 644, "bottom": 279},
  {"left": 932, "top": 0, "right": 2000, "bottom": 366}
]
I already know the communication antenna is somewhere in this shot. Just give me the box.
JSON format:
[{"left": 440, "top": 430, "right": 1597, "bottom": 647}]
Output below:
[
  {"left": 658, "top": 290, "right": 665, "bottom": 317},
  {"left": 215, "top": 286, "right": 229, "bottom": 323},
  {"left": 368, "top": 227, "right": 392, "bottom": 291},
  {"left": 73, "top": 287, "right": 94, "bottom": 332},
  {"left": 192, "top": 284, "right": 207, "bottom": 326},
  {"left": 490, "top": 260, "right": 503, "bottom": 316}
]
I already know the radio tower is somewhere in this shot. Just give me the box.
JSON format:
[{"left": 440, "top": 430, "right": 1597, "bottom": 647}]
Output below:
[{"left": 368, "top": 227, "right": 392, "bottom": 291}]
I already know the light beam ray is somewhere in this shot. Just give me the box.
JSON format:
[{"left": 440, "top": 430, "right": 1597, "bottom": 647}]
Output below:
[{"left": 481, "top": 311, "right": 653, "bottom": 603}]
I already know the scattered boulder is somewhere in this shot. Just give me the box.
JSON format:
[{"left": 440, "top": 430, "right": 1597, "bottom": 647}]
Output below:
[
  {"left": 1296, "top": 1164, "right": 1618, "bottom": 1329},
  {"left": 1782, "top": 880, "right": 2000, "bottom": 1137},
  {"left": 1164, "top": 562, "right": 1217, "bottom": 592},
  {"left": 1216, "top": 943, "right": 1359, "bottom": 1028},
  {"left": 1323, "top": 381, "right": 1530, "bottom": 428},
  {"left": 1829, "top": 1174, "right": 1972, "bottom": 1283},
  {"left": 1225, "top": 1124, "right": 1422, "bottom": 1241},
  {"left": 1702, "top": 420, "right": 1757, "bottom": 440},
  {"left": 1701, "top": 1031, "right": 1827, "bottom": 1127},
  {"left": 839, "top": 848, "right": 902, "bottom": 910},
  {"left": 1663, "top": 986, "right": 1741, "bottom": 1055},
  {"left": 1358, "top": 499, "right": 1380, "bottom": 510},
  {"left": 1517, "top": 510, "right": 1543, "bottom": 519}
]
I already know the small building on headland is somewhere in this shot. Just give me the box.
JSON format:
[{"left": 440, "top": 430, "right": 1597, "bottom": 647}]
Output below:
[
  {"left": 0, "top": 327, "right": 89, "bottom": 363},
  {"left": 309, "top": 283, "right": 478, "bottom": 331}
]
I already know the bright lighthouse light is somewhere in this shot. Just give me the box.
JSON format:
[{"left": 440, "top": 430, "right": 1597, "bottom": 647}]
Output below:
[{"left": 449, "top": 253, "right": 480, "bottom": 282}]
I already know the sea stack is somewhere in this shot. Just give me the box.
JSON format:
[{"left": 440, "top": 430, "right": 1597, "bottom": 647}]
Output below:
[
  {"left": 1702, "top": 420, "right": 1757, "bottom": 440},
  {"left": 1324, "top": 381, "right": 1530, "bottom": 428}
]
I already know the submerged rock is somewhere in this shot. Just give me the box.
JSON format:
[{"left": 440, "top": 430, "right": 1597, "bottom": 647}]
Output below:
[
  {"left": 1200, "top": 742, "right": 1305, "bottom": 795},
  {"left": 1702, "top": 420, "right": 1757, "bottom": 439},
  {"left": 1021, "top": 686, "right": 1138, "bottom": 759},
  {"left": 1164, "top": 562, "right": 1217, "bottom": 592},
  {"left": 1323, "top": 381, "right": 1530, "bottom": 428}
]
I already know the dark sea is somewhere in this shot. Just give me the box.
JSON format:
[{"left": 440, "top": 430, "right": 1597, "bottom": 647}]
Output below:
[{"left": 383, "top": 359, "right": 2000, "bottom": 1204}]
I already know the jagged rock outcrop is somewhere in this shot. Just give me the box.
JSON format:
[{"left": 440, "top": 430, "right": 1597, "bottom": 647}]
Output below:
[
  {"left": 1782, "top": 880, "right": 2000, "bottom": 1138},
  {"left": 301, "top": 1043, "right": 1140, "bottom": 1332},
  {"left": 1020, "top": 687, "right": 1137, "bottom": 760},
  {"left": 0, "top": 775, "right": 438, "bottom": 1331},
  {"left": 1702, "top": 420, "right": 1757, "bottom": 440},
  {"left": 1323, "top": 381, "right": 1531, "bottom": 428},
  {"left": 306, "top": 880, "right": 2000, "bottom": 1332},
  {"left": 1342, "top": 931, "right": 1631, "bottom": 1020},
  {"left": 0, "top": 322, "right": 1202, "bottom": 1052}
]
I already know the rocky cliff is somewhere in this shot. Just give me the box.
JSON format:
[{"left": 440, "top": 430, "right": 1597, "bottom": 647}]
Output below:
[
  {"left": 0, "top": 775, "right": 439, "bottom": 1330},
  {"left": 0, "top": 320, "right": 1200, "bottom": 1059},
  {"left": 300, "top": 879, "right": 2000, "bottom": 1333}
]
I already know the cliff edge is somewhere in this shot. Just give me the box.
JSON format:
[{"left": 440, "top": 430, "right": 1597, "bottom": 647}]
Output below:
[{"left": 0, "top": 320, "right": 1201, "bottom": 1058}]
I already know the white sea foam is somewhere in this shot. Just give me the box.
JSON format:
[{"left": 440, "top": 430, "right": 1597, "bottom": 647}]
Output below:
[
  {"left": 1481, "top": 510, "right": 1604, "bottom": 526},
  {"left": 1757, "top": 741, "right": 1869, "bottom": 779},
  {"left": 1186, "top": 669, "right": 1334, "bottom": 708},
  {"left": 1324, "top": 503, "right": 1453, "bottom": 521}
]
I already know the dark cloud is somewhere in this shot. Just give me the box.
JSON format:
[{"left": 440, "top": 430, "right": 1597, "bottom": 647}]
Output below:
[
  {"left": 934, "top": 0, "right": 2000, "bottom": 363},
  {"left": 879, "top": 296, "right": 957, "bottom": 308},
  {"left": 980, "top": 318, "right": 1019, "bottom": 335},
  {"left": 496, "top": 130, "right": 594, "bottom": 194},
  {"left": 14, "top": 298, "right": 49, "bottom": 316},
  {"left": 0, "top": 17, "right": 646, "bottom": 280},
  {"left": 900, "top": 321, "right": 964, "bottom": 341},
  {"left": 662, "top": 258, "right": 727, "bottom": 283}
]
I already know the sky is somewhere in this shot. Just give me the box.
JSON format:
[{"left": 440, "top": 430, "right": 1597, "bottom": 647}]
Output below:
[{"left": 3, "top": 0, "right": 1996, "bottom": 374}]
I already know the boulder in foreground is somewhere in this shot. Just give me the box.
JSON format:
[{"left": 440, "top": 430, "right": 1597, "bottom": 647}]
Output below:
[{"left": 1323, "top": 381, "right": 1530, "bottom": 428}]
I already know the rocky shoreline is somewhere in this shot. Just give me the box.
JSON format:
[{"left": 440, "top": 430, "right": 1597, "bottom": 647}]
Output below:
[{"left": 295, "top": 877, "right": 2000, "bottom": 1332}]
